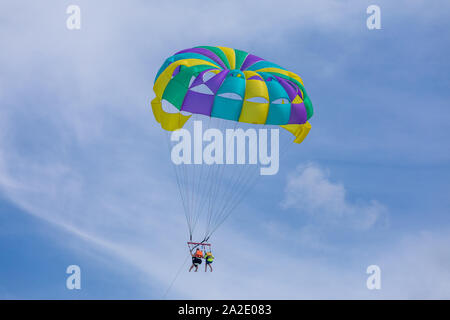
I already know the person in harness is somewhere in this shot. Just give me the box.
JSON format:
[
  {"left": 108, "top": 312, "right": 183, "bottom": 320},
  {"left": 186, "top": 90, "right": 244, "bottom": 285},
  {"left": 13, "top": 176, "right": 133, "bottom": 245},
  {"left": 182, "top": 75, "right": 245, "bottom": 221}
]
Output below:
[
  {"left": 204, "top": 251, "right": 214, "bottom": 272},
  {"left": 189, "top": 247, "right": 204, "bottom": 272}
]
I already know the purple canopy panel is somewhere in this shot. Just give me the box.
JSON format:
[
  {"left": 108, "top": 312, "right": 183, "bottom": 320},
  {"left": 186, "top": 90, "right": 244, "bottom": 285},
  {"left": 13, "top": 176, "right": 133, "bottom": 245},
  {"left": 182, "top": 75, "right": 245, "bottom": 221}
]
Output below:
[
  {"left": 248, "top": 75, "right": 263, "bottom": 81},
  {"left": 181, "top": 91, "right": 215, "bottom": 116},
  {"left": 240, "top": 54, "right": 264, "bottom": 71},
  {"left": 172, "top": 65, "right": 181, "bottom": 77},
  {"left": 175, "top": 47, "right": 227, "bottom": 70},
  {"left": 275, "top": 76, "right": 297, "bottom": 100},
  {"left": 189, "top": 68, "right": 225, "bottom": 89},
  {"left": 275, "top": 76, "right": 307, "bottom": 124},
  {"left": 182, "top": 70, "right": 228, "bottom": 116},
  {"left": 190, "top": 69, "right": 209, "bottom": 88},
  {"left": 205, "top": 70, "right": 229, "bottom": 92},
  {"left": 288, "top": 102, "right": 307, "bottom": 124},
  {"left": 297, "top": 87, "right": 303, "bottom": 99}
]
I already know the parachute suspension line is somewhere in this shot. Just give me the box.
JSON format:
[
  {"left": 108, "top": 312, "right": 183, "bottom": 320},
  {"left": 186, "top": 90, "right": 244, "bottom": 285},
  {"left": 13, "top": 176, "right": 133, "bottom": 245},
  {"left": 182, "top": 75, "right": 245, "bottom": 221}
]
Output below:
[
  {"left": 206, "top": 133, "right": 239, "bottom": 232},
  {"left": 184, "top": 116, "right": 196, "bottom": 236},
  {"left": 197, "top": 118, "right": 224, "bottom": 236},
  {"left": 192, "top": 151, "right": 216, "bottom": 238},
  {"left": 194, "top": 117, "right": 211, "bottom": 240},
  {"left": 203, "top": 118, "right": 227, "bottom": 238},
  {"left": 210, "top": 126, "right": 299, "bottom": 237},
  {"left": 190, "top": 115, "right": 214, "bottom": 235},
  {"left": 178, "top": 114, "right": 230, "bottom": 241},
  {"left": 181, "top": 159, "right": 193, "bottom": 237},
  {"left": 204, "top": 121, "right": 257, "bottom": 240},
  {"left": 213, "top": 123, "right": 260, "bottom": 227},
  {"left": 203, "top": 120, "right": 239, "bottom": 240},
  {"left": 182, "top": 120, "right": 195, "bottom": 238},
  {"left": 207, "top": 123, "right": 281, "bottom": 239},
  {"left": 209, "top": 126, "right": 268, "bottom": 236},
  {"left": 202, "top": 119, "right": 221, "bottom": 238},
  {"left": 172, "top": 109, "right": 191, "bottom": 236},
  {"left": 168, "top": 108, "right": 194, "bottom": 237},
  {"left": 202, "top": 120, "right": 222, "bottom": 238},
  {"left": 189, "top": 125, "right": 197, "bottom": 231},
  {"left": 209, "top": 171, "right": 261, "bottom": 236},
  {"left": 206, "top": 161, "right": 248, "bottom": 238},
  {"left": 179, "top": 140, "right": 193, "bottom": 236},
  {"left": 164, "top": 130, "right": 192, "bottom": 239},
  {"left": 166, "top": 112, "right": 298, "bottom": 242},
  {"left": 189, "top": 116, "right": 205, "bottom": 235},
  {"left": 190, "top": 116, "right": 207, "bottom": 233},
  {"left": 207, "top": 152, "right": 256, "bottom": 237},
  {"left": 215, "top": 166, "right": 253, "bottom": 223}
]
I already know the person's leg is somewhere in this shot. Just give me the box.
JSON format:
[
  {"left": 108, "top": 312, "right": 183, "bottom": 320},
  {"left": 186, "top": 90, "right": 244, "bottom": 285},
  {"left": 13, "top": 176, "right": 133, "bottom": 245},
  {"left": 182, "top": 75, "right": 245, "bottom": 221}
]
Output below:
[
  {"left": 189, "top": 264, "right": 194, "bottom": 272},
  {"left": 209, "top": 264, "right": 213, "bottom": 272},
  {"left": 194, "top": 260, "right": 198, "bottom": 272}
]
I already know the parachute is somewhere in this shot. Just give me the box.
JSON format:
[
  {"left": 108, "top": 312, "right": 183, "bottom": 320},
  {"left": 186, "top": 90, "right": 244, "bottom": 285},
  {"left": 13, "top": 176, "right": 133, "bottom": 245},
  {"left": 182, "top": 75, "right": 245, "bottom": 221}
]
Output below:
[{"left": 151, "top": 46, "right": 314, "bottom": 243}]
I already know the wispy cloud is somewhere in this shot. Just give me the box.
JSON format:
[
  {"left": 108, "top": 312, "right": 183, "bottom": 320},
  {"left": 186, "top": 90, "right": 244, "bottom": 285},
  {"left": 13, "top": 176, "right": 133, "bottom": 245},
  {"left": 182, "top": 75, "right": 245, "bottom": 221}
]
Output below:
[{"left": 281, "top": 163, "right": 388, "bottom": 230}]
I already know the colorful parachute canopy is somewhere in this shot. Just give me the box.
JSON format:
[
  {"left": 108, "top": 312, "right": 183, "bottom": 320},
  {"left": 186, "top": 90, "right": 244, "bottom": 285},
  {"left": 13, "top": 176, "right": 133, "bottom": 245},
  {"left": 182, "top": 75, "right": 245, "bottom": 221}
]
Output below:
[
  {"left": 151, "top": 46, "right": 313, "bottom": 143},
  {"left": 151, "top": 46, "right": 315, "bottom": 242}
]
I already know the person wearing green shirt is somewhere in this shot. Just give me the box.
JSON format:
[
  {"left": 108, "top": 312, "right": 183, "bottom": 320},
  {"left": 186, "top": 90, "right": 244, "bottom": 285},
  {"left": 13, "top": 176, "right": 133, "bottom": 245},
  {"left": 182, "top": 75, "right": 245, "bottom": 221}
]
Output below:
[{"left": 204, "top": 251, "right": 214, "bottom": 272}]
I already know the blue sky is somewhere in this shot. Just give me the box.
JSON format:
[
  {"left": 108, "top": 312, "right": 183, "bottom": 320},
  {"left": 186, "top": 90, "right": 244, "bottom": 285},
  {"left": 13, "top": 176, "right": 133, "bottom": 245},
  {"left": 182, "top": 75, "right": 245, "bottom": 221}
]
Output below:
[{"left": 0, "top": 0, "right": 449, "bottom": 299}]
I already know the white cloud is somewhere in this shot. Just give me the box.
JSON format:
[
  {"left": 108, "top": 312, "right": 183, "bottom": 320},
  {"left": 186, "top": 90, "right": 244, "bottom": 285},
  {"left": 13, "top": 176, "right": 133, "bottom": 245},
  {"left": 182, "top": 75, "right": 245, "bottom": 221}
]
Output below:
[{"left": 281, "top": 163, "right": 388, "bottom": 230}]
